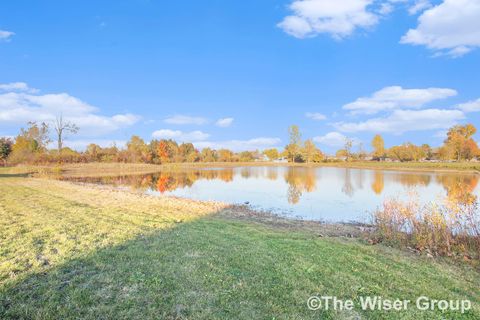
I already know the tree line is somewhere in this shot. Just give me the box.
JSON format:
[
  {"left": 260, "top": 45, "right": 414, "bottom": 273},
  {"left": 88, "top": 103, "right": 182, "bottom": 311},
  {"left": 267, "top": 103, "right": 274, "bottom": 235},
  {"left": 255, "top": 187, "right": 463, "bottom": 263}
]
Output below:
[
  {"left": 367, "top": 124, "right": 479, "bottom": 162},
  {"left": 0, "top": 120, "right": 478, "bottom": 166},
  {"left": 0, "top": 121, "right": 263, "bottom": 165}
]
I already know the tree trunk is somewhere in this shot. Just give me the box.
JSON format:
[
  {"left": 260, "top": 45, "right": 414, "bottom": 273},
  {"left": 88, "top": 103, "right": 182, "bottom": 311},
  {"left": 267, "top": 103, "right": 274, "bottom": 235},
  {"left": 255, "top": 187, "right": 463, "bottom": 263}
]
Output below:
[{"left": 57, "top": 131, "right": 62, "bottom": 154}]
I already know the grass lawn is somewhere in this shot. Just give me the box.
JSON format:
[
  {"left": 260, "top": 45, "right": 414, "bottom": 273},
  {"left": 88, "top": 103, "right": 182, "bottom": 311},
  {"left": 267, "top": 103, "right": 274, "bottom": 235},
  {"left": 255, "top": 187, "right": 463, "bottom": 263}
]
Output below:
[{"left": 0, "top": 176, "right": 479, "bottom": 319}]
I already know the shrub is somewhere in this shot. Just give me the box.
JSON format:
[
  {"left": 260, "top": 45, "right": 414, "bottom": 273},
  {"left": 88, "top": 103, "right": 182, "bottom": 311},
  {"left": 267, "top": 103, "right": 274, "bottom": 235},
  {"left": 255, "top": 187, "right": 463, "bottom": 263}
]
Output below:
[{"left": 371, "top": 193, "right": 480, "bottom": 261}]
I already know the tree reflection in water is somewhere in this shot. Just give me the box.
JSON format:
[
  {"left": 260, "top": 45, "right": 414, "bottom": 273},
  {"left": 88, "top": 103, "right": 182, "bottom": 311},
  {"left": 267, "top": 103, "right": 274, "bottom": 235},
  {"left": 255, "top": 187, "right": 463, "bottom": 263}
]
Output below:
[
  {"left": 437, "top": 174, "right": 479, "bottom": 205},
  {"left": 284, "top": 167, "right": 317, "bottom": 204},
  {"left": 62, "top": 166, "right": 479, "bottom": 208},
  {"left": 371, "top": 171, "right": 384, "bottom": 195},
  {"left": 342, "top": 169, "right": 354, "bottom": 198}
]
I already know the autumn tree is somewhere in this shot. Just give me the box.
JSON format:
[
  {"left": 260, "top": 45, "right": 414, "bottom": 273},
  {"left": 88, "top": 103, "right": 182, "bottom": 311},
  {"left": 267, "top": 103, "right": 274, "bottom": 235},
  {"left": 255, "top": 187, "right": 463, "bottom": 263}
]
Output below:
[
  {"left": 356, "top": 143, "right": 367, "bottom": 160},
  {"left": 336, "top": 149, "right": 348, "bottom": 158},
  {"left": 10, "top": 122, "right": 50, "bottom": 164},
  {"left": 421, "top": 144, "right": 433, "bottom": 160},
  {"left": 218, "top": 149, "right": 234, "bottom": 162},
  {"left": 285, "top": 125, "right": 302, "bottom": 163},
  {"left": 371, "top": 134, "right": 385, "bottom": 160},
  {"left": 387, "top": 143, "right": 425, "bottom": 162},
  {"left": 127, "top": 135, "right": 150, "bottom": 162},
  {"left": 179, "top": 143, "right": 198, "bottom": 162},
  {"left": 85, "top": 143, "right": 101, "bottom": 162},
  {"left": 100, "top": 144, "right": 120, "bottom": 162},
  {"left": 54, "top": 115, "right": 79, "bottom": 154},
  {"left": 156, "top": 139, "right": 178, "bottom": 163},
  {"left": 0, "top": 138, "right": 13, "bottom": 166},
  {"left": 201, "top": 147, "right": 217, "bottom": 162},
  {"left": 238, "top": 151, "right": 254, "bottom": 162},
  {"left": 444, "top": 124, "right": 479, "bottom": 161},
  {"left": 303, "top": 139, "right": 323, "bottom": 163},
  {"left": 263, "top": 148, "right": 279, "bottom": 161}
]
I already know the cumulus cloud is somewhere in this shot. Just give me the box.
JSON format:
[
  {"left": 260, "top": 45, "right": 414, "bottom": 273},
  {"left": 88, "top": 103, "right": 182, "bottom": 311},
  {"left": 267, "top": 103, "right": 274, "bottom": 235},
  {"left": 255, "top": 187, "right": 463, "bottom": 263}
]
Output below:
[
  {"left": 215, "top": 117, "right": 234, "bottom": 127},
  {"left": 335, "top": 108, "right": 464, "bottom": 133},
  {"left": 164, "top": 115, "right": 208, "bottom": 125},
  {"left": 343, "top": 86, "right": 457, "bottom": 115},
  {"left": 306, "top": 112, "right": 327, "bottom": 120},
  {"left": 0, "top": 30, "right": 14, "bottom": 41},
  {"left": 194, "top": 137, "right": 281, "bottom": 152},
  {"left": 278, "top": 0, "right": 379, "bottom": 39},
  {"left": 313, "top": 131, "right": 359, "bottom": 148},
  {"left": 0, "top": 82, "right": 38, "bottom": 93},
  {"left": 401, "top": 0, "right": 480, "bottom": 57},
  {"left": 0, "top": 84, "right": 140, "bottom": 135},
  {"left": 152, "top": 129, "right": 210, "bottom": 141},
  {"left": 456, "top": 98, "right": 480, "bottom": 113}
]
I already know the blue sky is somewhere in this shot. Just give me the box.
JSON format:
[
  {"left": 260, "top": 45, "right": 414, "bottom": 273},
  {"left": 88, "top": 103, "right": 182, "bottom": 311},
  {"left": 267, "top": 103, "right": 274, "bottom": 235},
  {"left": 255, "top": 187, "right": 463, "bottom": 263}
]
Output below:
[{"left": 1, "top": 0, "right": 479, "bottom": 153}]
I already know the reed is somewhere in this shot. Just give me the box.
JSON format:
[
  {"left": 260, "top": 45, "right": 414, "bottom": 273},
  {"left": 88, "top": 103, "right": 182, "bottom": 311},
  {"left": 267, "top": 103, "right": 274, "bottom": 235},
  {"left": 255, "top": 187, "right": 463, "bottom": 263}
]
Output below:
[{"left": 371, "top": 192, "right": 480, "bottom": 261}]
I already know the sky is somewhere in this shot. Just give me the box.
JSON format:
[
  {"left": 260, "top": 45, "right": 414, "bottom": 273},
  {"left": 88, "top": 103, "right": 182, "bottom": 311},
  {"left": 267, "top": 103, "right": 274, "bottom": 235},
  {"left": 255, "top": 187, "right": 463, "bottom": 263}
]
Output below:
[{"left": 1, "top": 0, "right": 479, "bottom": 154}]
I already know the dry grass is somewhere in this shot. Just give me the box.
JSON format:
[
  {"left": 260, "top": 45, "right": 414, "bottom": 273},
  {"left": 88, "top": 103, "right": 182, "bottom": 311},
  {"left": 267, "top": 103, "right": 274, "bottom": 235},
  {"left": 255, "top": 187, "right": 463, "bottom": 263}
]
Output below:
[{"left": 371, "top": 193, "right": 480, "bottom": 261}]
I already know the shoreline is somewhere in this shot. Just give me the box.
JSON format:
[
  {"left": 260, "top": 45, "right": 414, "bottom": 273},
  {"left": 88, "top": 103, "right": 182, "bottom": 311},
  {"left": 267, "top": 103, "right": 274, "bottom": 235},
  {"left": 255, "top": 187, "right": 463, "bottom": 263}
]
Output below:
[
  {"left": 2, "top": 160, "right": 480, "bottom": 177},
  {"left": 66, "top": 178, "right": 371, "bottom": 238}
]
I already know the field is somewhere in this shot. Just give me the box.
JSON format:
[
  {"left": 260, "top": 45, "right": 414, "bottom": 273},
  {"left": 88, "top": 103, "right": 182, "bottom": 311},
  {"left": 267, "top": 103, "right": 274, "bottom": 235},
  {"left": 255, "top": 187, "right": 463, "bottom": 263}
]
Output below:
[{"left": 1, "top": 175, "right": 479, "bottom": 319}]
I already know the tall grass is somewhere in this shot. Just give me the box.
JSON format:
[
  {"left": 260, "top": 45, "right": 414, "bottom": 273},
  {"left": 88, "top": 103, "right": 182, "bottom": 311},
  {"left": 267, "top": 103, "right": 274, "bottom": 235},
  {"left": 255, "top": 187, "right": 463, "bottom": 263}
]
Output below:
[{"left": 371, "top": 191, "right": 480, "bottom": 261}]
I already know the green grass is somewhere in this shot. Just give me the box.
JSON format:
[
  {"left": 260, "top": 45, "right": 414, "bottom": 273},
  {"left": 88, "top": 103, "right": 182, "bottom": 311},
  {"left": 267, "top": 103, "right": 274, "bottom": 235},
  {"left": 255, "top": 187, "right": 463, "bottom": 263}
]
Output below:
[{"left": 0, "top": 177, "right": 479, "bottom": 319}]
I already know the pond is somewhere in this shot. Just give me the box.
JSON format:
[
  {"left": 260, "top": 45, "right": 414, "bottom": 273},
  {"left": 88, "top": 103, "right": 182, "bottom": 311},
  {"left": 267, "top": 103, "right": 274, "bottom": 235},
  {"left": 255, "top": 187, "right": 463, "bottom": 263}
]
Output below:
[{"left": 63, "top": 166, "right": 480, "bottom": 223}]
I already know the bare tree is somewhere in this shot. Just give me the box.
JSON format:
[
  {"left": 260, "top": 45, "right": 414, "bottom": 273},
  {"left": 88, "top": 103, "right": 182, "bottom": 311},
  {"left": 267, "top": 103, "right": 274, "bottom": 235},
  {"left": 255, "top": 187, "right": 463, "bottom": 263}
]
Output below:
[
  {"left": 344, "top": 137, "right": 353, "bottom": 161},
  {"left": 54, "top": 115, "right": 79, "bottom": 153}
]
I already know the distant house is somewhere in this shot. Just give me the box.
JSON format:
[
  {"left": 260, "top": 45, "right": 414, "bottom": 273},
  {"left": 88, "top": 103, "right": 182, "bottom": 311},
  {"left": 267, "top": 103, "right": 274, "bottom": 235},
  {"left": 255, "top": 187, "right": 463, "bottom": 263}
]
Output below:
[{"left": 273, "top": 157, "right": 288, "bottom": 163}]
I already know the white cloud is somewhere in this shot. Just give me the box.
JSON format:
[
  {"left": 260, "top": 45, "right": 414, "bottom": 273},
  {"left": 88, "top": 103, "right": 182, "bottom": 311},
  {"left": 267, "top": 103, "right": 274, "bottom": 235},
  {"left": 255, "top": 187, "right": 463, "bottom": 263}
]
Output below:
[
  {"left": 335, "top": 108, "right": 465, "bottom": 133},
  {"left": 456, "top": 98, "right": 480, "bottom": 113},
  {"left": 306, "top": 112, "right": 327, "bottom": 120},
  {"left": 194, "top": 137, "right": 281, "bottom": 152},
  {"left": 0, "top": 82, "right": 38, "bottom": 93},
  {"left": 0, "top": 30, "right": 14, "bottom": 41},
  {"left": 215, "top": 117, "right": 234, "bottom": 127},
  {"left": 152, "top": 129, "right": 210, "bottom": 141},
  {"left": 378, "top": 3, "right": 394, "bottom": 15},
  {"left": 343, "top": 86, "right": 457, "bottom": 115},
  {"left": 408, "top": 0, "right": 431, "bottom": 15},
  {"left": 278, "top": 0, "right": 379, "bottom": 39},
  {"left": 313, "top": 131, "right": 360, "bottom": 148},
  {"left": 0, "top": 85, "right": 140, "bottom": 135},
  {"left": 433, "top": 130, "right": 448, "bottom": 139},
  {"left": 401, "top": 0, "right": 480, "bottom": 57},
  {"left": 164, "top": 115, "right": 208, "bottom": 125}
]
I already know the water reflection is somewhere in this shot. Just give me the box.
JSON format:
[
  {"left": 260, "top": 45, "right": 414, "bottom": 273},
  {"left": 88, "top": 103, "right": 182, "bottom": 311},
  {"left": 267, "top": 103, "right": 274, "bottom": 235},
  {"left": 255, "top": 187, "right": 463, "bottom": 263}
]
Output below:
[
  {"left": 284, "top": 167, "right": 317, "bottom": 204},
  {"left": 62, "top": 166, "right": 480, "bottom": 221},
  {"left": 393, "top": 173, "right": 431, "bottom": 187},
  {"left": 371, "top": 171, "right": 384, "bottom": 195},
  {"left": 436, "top": 175, "right": 479, "bottom": 205}
]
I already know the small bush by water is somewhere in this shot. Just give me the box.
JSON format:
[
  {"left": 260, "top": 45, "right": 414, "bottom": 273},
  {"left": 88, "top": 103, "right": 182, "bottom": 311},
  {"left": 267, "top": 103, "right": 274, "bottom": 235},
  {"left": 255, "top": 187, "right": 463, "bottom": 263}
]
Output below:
[{"left": 371, "top": 191, "right": 480, "bottom": 261}]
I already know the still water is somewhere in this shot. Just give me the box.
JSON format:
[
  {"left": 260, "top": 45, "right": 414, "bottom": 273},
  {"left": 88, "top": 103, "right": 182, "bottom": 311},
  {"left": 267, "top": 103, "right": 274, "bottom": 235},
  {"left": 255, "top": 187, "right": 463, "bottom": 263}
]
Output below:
[{"left": 64, "top": 166, "right": 480, "bottom": 223}]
